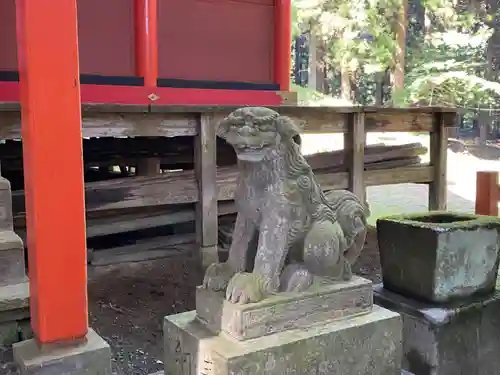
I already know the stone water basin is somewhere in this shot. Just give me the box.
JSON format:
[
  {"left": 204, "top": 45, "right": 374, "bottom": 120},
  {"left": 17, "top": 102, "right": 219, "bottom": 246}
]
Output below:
[{"left": 377, "top": 212, "right": 500, "bottom": 303}]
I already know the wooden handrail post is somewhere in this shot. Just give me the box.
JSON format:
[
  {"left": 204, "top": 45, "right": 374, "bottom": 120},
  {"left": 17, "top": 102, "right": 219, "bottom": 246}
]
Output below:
[
  {"left": 428, "top": 112, "right": 448, "bottom": 210},
  {"left": 475, "top": 171, "right": 499, "bottom": 216},
  {"left": 344, "top": 112, "right": 366, "bottom": 202},
  {"left": 194, "top": 113, "right": 219, "bottom": 268}
]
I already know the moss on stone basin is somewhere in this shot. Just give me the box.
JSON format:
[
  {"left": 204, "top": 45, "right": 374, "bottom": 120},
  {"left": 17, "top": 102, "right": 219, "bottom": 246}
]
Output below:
[{"left": 376, "top": 211, "right": 500, "bottom": 303}]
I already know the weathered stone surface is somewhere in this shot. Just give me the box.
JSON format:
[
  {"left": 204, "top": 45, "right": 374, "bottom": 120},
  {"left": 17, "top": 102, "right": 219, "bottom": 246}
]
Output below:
[
  {"left": 0, "top": 232, "right": 26, "bottom": 287},
  {"left": 13, "top": 328, "right": 112, "bottom": 375},
  {"left": 0, "top": 322, "right": 20, "bottom": 347},
  {"left": 0, "top": 282, "right": 29, "bottom": 313},
  {"left": 374, "top": 284, "right": 500, "bottom": 375},
  {"left": 0, "top": 307, "right": 29, "bottom": 325},
  {"left": 203, "top": 107, "right": 369, "bottom": 305},
  {"left": 18, "top": 320, "right": 33, "bottom": 341},
  {"left": 377, "top": 212, "right": 500, "bottom": 303},
  {"left": 196, "top": 275, "right": 373, "bottom": 340},
  {"left": 0, "top": 178, "right": 15, "bottom": 232},
  {"left": 164, "top": 306, "right": 402, "bottom": 375},
  {"left": 0, "top": 283, "right": 29, "bottom": 347}
]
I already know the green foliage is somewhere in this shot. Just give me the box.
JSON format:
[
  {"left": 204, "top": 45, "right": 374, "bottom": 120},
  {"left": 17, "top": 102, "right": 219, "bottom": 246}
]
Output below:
[
  {"left": 292, "top": 0, "right": 500, "bottom": 111},
  {"left": 292, "top": 84, "right": 354, "bottom": 105},
  {"left": 402, "top": 27, "right": 500, "bottom": 108}
]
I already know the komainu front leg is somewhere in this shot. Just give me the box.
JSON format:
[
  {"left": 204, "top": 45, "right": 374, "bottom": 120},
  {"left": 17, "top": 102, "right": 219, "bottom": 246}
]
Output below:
[
  {"left": 226, "top": 209, "right": 290, "bottom": 304},
  {"left": 203, "top": 213, "right": 256, "bottom": 292}
]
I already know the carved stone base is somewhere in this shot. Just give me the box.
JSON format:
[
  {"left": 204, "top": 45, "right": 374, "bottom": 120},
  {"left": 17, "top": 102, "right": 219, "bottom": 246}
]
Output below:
[
  {"left": 374, "top": 284, "right": 500, "bottom": 375},
  {"left": 196, "top": 275, "right": 373, "bottom": 341},
  {"left": 164, "top": 306, "right": 402, "bottom": 375},
  {"left": 13, "top": 328, "right": 112, "bottom": 375},
  {"left": 0, "top": 282, "right": 30, "bottom": 346},
  {"left": 0, "top": 231, "right": 26, "bottom": 287}
]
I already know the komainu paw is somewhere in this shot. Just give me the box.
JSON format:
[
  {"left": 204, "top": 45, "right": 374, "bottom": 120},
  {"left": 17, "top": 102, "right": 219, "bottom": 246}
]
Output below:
[
  {"left": 202, "top": 262, "right": 236, "bottom": 292},
  {"left": 225, "top": 272, "right": 270, "bottom": 304}
]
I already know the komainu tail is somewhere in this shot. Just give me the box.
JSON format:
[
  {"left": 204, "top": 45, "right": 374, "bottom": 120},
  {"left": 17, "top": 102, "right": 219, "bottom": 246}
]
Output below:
[{"left": 324, "top": 189, "right": 369, "bottom": 265}]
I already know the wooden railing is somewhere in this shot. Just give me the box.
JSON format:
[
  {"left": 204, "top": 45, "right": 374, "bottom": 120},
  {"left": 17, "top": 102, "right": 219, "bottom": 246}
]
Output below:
[{"left": 475, "top": 171, "right": 499, "bottom": 216}]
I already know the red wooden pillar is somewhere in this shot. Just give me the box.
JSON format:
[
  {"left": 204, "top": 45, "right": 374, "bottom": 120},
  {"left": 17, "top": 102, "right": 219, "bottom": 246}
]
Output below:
[
  {"left": 274, "top": 0, "right": 292, "bottom": 91},
  {"left": 135, "top": 0, "right": 158, "bottom": 88},
  {"left": 475, "top": 171, "right": 499, "bottom": 216},
  {"left": 16, "top": 0, "right": 88, "bottom": 343}
]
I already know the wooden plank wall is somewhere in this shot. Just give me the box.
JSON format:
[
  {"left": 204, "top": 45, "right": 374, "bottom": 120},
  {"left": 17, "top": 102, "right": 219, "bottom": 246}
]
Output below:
[{"left": 0, "top": 104, "right": 457, "bottom": 264}]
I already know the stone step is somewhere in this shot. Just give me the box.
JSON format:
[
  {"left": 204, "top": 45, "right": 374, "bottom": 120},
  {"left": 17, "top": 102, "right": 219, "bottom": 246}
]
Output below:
[
  {"left": 0, "top": 231, "right": 23, "bottom": 252},
  {"left": 0, "top": 282, "right": 30, "bottom": 346},
  {"left": 0, "top": 231, "right": 25, "bottom": 287}
]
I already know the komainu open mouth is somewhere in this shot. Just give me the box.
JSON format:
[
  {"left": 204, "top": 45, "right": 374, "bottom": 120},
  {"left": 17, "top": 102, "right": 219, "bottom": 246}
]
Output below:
[{"left": 233, "top": 143, "right": 267, "bottom": 161}]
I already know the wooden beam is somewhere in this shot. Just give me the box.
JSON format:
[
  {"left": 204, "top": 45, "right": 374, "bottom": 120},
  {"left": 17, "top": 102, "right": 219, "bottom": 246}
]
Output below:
[
  {"left": 344, "top": 113, "right": 366, "bottom": 202},
  {"left": 428, "top": 113, "right": 448, "bottom": 210},
  {"left": 0, "top": 107, "right": 458, "bottom": 140},
  {"left": 475, "top": 171, "right": 499, "bottom": 216},
  {"left": 194, "top": 114, "right": 219, "bottom": 268},
  {"left": 15, "top": 0, "right": 88, "bottom": 343},
  {"left": 10, "top": 164, "right": 433, "bottom": 216}
]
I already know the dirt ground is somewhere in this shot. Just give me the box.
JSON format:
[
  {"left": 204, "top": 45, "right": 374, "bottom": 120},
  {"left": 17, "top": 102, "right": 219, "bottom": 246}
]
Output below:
[{"left": 0, "top": 228, "right": 380, "bottom": 375}]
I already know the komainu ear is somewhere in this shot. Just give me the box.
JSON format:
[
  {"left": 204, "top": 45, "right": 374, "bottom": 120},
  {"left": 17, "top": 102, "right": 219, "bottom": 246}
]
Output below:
[
  {"left": 276, "top": 115, "right": 302, "bottom": 145},
  {"left": 216, "top": 115, "right": 233, "bottom": 139}
]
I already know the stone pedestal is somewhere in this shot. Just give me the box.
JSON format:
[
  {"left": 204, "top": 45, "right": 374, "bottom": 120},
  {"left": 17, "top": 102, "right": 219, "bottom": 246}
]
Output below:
[
  {"left": 0, "top": 283, "right": 30, "bottom": 346},
  {"left": 0, "top": 176, "right": 30, "bottom": 347},
  {"left": 13, "top": 328, "right": 112, "bottom": 375},
  {"left": 377, "top": 212, "right": 500, "bottom": 303},
  {"left": 164, "top": 276, "right": 402, "bottom": 375},
  {"left": 374, "top": 285, "right": 500, "bottom": 375},
  {"left": 0, "top": 231, "right": 27, "bottom": 287},
  {"left": 375, "top": 212, "right": 500, "bottom": 375}
]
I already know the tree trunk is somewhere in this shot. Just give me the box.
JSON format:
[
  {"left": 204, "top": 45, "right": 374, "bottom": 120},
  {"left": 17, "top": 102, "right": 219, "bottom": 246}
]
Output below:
[
  {"left": 478, "top": 0, "right": 499, "bottom": 144},
  {"left": 308, "top": 31, "right": 318, "bottom": 90},
  {"left": 341, "top": 65, "right": 352, "bottom": 101},
  {"left": 393, "top": 0, "right": 408, "bottom": 94},
  {"left": 375, "top": 71, "right": 384, "bottom": 106},
  {"left": 321, "top": 60, "right": 330, "bottom": 94}
]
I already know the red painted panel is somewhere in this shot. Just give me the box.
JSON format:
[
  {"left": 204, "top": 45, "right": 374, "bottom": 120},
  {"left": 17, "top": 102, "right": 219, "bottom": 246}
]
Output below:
[
  {"left": 0, "top": 82, "right": 284, "bottom": 106},
  {"left": 0, "top": 0, "right": 17, "bottom": 71},
  {"left": 158, "top": 0, "right": 274, "bottom": 83},
  {"left": 0, "top": 82, "right": 19, "bottom": 102},
  {"left": 151, "top": 87, "right": 283, "bottom": 106},
  {"left": 77, "top": 0, "right": 136, "bottom": 76},
  {"left": 0, "top": 0, "right": 136, "bottom": 76}
]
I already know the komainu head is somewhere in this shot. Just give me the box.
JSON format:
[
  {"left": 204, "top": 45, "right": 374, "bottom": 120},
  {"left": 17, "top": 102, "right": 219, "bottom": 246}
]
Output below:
[{"left": 217, "top": 107, "right": 302, "bottom": 162}]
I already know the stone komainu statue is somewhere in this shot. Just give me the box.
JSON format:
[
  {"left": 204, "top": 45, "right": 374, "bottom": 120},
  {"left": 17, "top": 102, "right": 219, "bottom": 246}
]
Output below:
[{"left": 203, "top": 107, "right": 368, "bottom": 304}]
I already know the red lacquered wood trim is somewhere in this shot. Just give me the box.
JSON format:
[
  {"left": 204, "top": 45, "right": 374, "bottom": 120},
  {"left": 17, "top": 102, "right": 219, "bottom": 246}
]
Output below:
[
  {"left": 475, "top": 171, "right": 499, "bottom": 216},
  {"left": 0, "top": 82, "right": 287, "bottom": 106},
  {"left": 134, "top": 0, "right": 158, "bottom": 87},
  {"left": 274, "top": 0, "right": 291, "bottom": 91}
]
